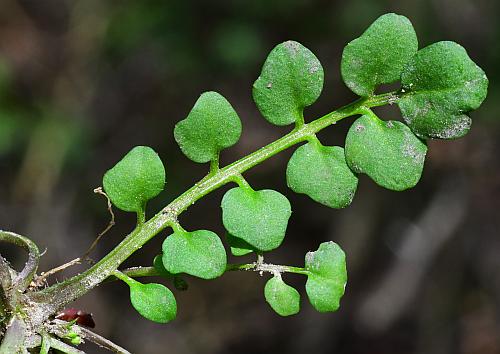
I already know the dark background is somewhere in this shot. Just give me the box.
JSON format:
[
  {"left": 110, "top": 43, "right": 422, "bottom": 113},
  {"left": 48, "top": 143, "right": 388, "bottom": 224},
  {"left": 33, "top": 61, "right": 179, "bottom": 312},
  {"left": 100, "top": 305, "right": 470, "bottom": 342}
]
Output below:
[{"left": 1, "top": 0, "right": 499, "bottom": 353}]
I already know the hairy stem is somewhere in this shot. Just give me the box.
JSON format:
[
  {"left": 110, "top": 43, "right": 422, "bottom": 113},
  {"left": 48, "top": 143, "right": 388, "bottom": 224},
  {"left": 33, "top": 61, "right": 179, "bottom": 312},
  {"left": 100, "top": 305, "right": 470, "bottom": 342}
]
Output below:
[
  {"left": 0, "top": 231, "right": 40, "bottom": 294},
  {"left": 0, "top": 316, "right": 27, "bottom": 354},
  {"left": 106, "top": 261, "right": 308, "bottom": 284},
  {"left": 0, "top": 255, "right": 12, "bottom": 315},
  {"left": 209, "top": 154, "right": 220, "bottom": 175},
  {"left": 107, "top": 267, "right": 160, "bottom": 281},
  {"left": 226, "top": 262, "right": 310, "bottom": 276},
  {"left": 26, "top": 92, "right": 399, "bottom": 324}
]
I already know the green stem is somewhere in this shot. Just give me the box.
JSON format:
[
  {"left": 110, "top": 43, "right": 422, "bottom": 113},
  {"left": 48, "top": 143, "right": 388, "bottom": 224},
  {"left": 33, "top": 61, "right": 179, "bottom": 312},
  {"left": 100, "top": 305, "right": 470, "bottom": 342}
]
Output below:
[
  {"left": 295, "top": 112, "right": 305, "bottom": 129},
  {"left": 226, "top": 262, "right": 310, "bottom": 276},
  {"left": 111, "top": 270, "right": 135, "bottom": 286},
  {"left": 169, "top": 221, "right": 186, "bottom": 234},
  {"left": 231, "top": 174, "right": 253, "bottom": 192},
  {"left": 49, "top": 319, "right": 132, "bottom": 354},
  {"left": 47, "top": 337, "right": 85, "bottom": 354},
  {"left": 209, "top": 154, "right": 220, "bottom": 175},
  {"left": 39, "top": 333, "right": 51, "bottom": 354},
  {"left": 104, "top": 267, "right": 160, "bottom": 283},
  {"left": 136, "top": 208, "right": 146, "bottom": 226},
  {"left": 26, "top": 91, "right": 399, "bottom": 324},
  {"left": 107, "top": 262, "right": 308, "bottom": 281},
  {"left": 108, "top": 263, "right": 310, "bottom": 278}
]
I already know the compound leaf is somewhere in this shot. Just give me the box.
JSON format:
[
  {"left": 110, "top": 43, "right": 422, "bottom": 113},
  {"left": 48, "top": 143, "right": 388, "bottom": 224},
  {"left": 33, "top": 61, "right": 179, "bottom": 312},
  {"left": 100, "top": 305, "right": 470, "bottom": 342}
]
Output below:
[
  {"left": 221, "top": 187, "right": 292, "bottom": 252},
  {"left": 162, "top": 230, "right": 227, "bottom": 280},
  {"left": 129, "top": 281, "right": 177, "bottom": 324},
  {"left": 174, "top": 91, "right": 242, "bottom": 163},
  {"left": 399, "top": 41, "right": 488, "bottom": 139},
  {"left": 253, "top": 40, "right": 324, "bottom": 126},
  {"left": 305, "top": 242, "right": 347, "bottom": 313},
  {"left": 341, "top": 13, "right": 418, "bottom": 96},
  {"left": 286, "top": 142, "right": 358, "bottom": 208},
  {"left": 103, "top": 146, "right": 165, "bottom": 213},
  {"left": 345, "top": 114, "right": 427, "bottom": 191},
  {"left": 264, "top": 276, "right": 300, "bottom": 317}
]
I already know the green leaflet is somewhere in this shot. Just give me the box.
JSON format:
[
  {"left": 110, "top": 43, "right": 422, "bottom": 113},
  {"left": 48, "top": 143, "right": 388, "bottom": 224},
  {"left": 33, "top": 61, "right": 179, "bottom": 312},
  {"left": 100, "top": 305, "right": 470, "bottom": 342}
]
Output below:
[
  {"left": 305, "top": 242, "right": 347, "bottom": 313},
  {"left": 162, "top": 229, "right": 227, "bottom": 280},
  {"left": 128, "top": 281, "right": 177, "bottom": 324},
  {"left": 221, "top": 187, "right": 292, "bottom": 252},
  {"left": 174, "top": 91, "right": 242, "bottom": 163},
  {"left": 253, "top": 40, "right": 324, "bottom": 126},
  {"left": 226, "top": 233, "right": 255, "bottom": 257},
  {"left": 264, "top": 275, "right": 300, "bottom": 317},
  {"left": 399, "top": 41, "right": 488, "bottom": 139},
  {"left": 103, "top": 146, "right": 165, "bottom": 213},
  {"left": 286, "top": 141, "right": 358, "bottom": 208},
  {"left": 345, "top": 114, "right": 427, "bottom": 191},
  {"left": 341, "top": 13, "right": 418, "bottom": 97}
]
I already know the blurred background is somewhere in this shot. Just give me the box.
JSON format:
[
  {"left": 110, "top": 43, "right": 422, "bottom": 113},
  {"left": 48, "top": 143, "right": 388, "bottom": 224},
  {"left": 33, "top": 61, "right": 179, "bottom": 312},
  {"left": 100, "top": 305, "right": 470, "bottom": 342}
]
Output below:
[{"left": 1, "top": 0, "right": 499, "bottom": 353}]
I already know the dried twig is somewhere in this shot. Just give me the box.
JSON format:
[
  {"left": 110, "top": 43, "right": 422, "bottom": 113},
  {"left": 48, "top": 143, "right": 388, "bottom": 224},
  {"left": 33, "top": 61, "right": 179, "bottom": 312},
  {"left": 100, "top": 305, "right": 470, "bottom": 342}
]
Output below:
[
  {"left": 82, "top": 187, "right": 116, "bottom": 260},
  {"left": 33, "top": 187, "right": 115, "bottom": 287}
]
